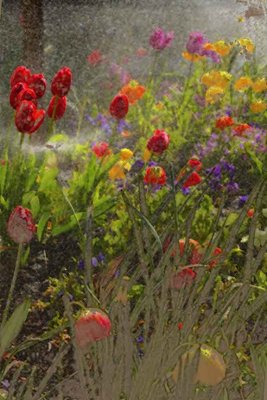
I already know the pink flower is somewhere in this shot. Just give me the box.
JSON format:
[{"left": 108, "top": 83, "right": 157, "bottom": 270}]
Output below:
[
  {"left": 87, "top": 50, "right": 103, "bottom": 66},
  {"left": 170, "top": 268, "right": 196, "bottom": 289},
  {"left": 7, "top": 206, "right": 36, "bottom": 244},
  {"left": 149, "top": 28, "right": 174, "bottom": 50},
  {"left": 186, "top": 32, "right": 207, "bottom": 55},
  {"left": 75, "top": 309, "right": 111, "bottom": 348}
]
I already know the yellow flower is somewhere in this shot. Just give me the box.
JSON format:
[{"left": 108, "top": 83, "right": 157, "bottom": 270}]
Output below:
[
  {"left": 234, "top": 76, "right": 253, "bottom": 91},
  {"left": 250, "top": 100, "right": 267, "bottom": 113},
  {"left": 182, "top": 51, "right": 203, "bottom": 62},
  {"left": 205, "top": 86, "right": 225, "bottom": 104},
  {"left": 201, "top": 70, "right": 232, "bottom": 89},
  {"left": 143, "top": 148, "right": 151, "bottom": 162},
  {"left": 109, "top": 161, "right": 126, "bottom": 180},
  {"left": 154, "top": 102, "right": 164, "bottom": 110},
  {"left": 120, "top": 148, "right": 133, "bottom": 160},
  {"left": 236, "top": 38, "right": 255, "bottom": 53},
  {"left": 212, "top": 41, "right": 232, "bottom": 56},
  {"left": 252, "top": 78, "right": 267, "bottom": 93}
]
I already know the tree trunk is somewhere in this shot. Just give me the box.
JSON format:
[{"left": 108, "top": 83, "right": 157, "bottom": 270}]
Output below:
[{"left": 21, "top": 0, "right": 44, "bottom": 71}]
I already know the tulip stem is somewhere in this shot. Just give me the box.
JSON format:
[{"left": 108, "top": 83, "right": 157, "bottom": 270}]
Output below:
[
  {"left": 1, "top": 243, "right": 23, "bottom": 328},
  {"left": 19, "top": 133, "right": 25, "bottom": 148}
]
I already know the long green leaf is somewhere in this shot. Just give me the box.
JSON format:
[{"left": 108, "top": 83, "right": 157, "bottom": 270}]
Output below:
[
  {"left": 124, "top": 199, "right": 163, "bottom": 253},
  {"left": 0, "top": 299, "right": 31, "bottom": 358}
]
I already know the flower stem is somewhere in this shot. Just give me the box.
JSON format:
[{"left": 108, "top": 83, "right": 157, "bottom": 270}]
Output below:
[{"left": 1, "top": 243, "right": 23, "bottom": 328}]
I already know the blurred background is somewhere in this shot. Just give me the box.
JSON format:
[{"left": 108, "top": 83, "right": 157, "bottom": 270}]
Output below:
[{"left": 0, "top": 0, "right": 266, "bottom": 130}]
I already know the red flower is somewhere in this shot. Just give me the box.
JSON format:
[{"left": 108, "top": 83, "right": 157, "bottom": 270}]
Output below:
[
  {"left": 7, "top": 206, "right": 36, "bottom": 244},
  {"left": 17, "top": 87, "right": 37, "bottom": 106},
  {"left": 15, "top": 100, "right": 45, "bottom": 134},
  {"left": 144, "top": 166, "right": 166, "bottom": 185},
  {"left": 51, "top": 66, "right": 72, "bottom": 97},
  {"left": 10, "top": 66, "right": 31, "bottom": 87},
  {"left": 75, "top": 308, "right": 111, "bottom": 348},
  {"left": 9, "top": 82, "right": 27, "bottom": 109},
  {"left": 170, "top": 267, "right": 196, "bottom": 289},
  {"left": 208, "top": 247, "right": 222, "bottom": 269},
  {"left": 247, "top": 208, "right": 254, "bottom": 218},
  {"left": 29, "top": 109, "right": 46, "bottom": 134},
  {"left": 183, "top": 171, "right": 202, "bottom": 188},
  {"left": 92, "top": 142, "right": 111, "bottom": 158},
  {"left": 187, "top": 158, "right": 202, "bottom": 171},
  {"left": 147, "top": 129, "right": 170, "bottom": 154},
  {"left": 215, "top": 116, "right": 234, "bottom": 130},
  {"left": 87, "top": 50, "right": 103, "bottom": 66},
  {"left": 233, "top": 123, "right": 250, "bottom": 136},
  {"left": 109, "top": 94, "right": 129, "bottom": 119},
  {"left": 15, "top": 100, "right": 36, "bottom": 133},
  {"left": 47, "top": 96, "right": 67, "bottom": 120},
  {"left": 177, "top": 322, "right": 183, "bottom": 330},
  {"left": 29, "top": 73, "right": 47, "bottom": 98}
]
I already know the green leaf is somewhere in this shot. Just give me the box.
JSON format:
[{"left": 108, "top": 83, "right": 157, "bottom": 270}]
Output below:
[
  {"left": 52, "top": 212, "right": 84, "bottom": 236},
  {"left": 0, "top": 299, "right": 31, "bottom": 358},
  {"left": 48, "top": 133, "right": 69, "bottom": 143},
  {"left": 30, "top": 195, "right": 40, "bottom": 218},
  {"left": 244, "top": 144, "right": 263, "bottom": 174},
  {"left": 0, "top": 195, "right": 9, "bottom": 209},
  {"left": 37, "top": 212, "right": 51, "bottom": 241},
  {"left": 123, "top": 198, "right": 163, "bottom": 253}
]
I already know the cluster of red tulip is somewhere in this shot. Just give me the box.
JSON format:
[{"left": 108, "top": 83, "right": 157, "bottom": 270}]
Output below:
[{"left": 9, "top": 65, "right": 72, "bottom": 134}]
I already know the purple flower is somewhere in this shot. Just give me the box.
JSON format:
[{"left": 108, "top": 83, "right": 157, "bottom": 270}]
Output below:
[
  {"left": 117, "top": 119, "right": 131, "bottom": 134},
  {"left": 97, "top": 252, "right": 105, "bottom": 263},
  {"left": 130, "top": 159, "right": 144, "bottom": 173},
  {"left": 186, "top": 31, "right": 207, "bottom": 54},
  {"left": 239, "top": 195, "right": 248, "bottom": 208},
  {"left": 1, "top": 380, "right": 10, "bottom": 389},
  {"left": 136, "top": 335, "right": 144, "bottom": 343},
  {"left": 227, "top": 181, "right": 239, "bottom": 194},
  {"left": 182, "top": 187, "right": 191, "bottom": 195},
  {"left": 149, "top": 28, "right": 174, "bottom": 50},
  {"left": 200, "top": 48, "right": 221, "bottom": 63},
  {"left": 77, "top": 259, "right": 85, "bottom": 270},
  {"left": 91, "top": 257, "right": 98, "bottom": 267}
]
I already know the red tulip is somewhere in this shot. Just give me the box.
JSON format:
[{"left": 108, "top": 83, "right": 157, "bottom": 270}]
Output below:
[
  {"left": 215, "top": 116, "right": 234, "bottom": 130},
  {"left": 7, "top": 206, "right": 36, "bottom": 244},
  {"left": 47, "top": 96, "right": 67, "bottom": 120},
  {"left": 187, "top": 158, "right": 202, "bottom": 171},
  {"left": 17, "top": 87, "right": 37, "bottom": 106},
  {"left": 147, "top": 129, "right": 170, "bottom": 154},
  {"left": 109, "top": 94, "right": 129, "bottom": 119},
  {"left": 29, "top": 109, "right": 46, "bottom": 134},
  {"left": 15, "top": 100, "right": 36, "bottom": 133},
  {"left": 15, "top": 100, "right": 45, "bottom": 134},
  {"left": 92, "top": 142, "right": 111, "bottom": 158},
  {"left": 51, "top": 66, "right": 72, "bottom": 97},
  {"left": 10, "top": 66, "right": 31, "bottom": 87},
  {"left": 144, "top": 166, "right": 166, "bottom": 185},
  {"left": 29, "top": 73, "right": 47, "bottom": 98},
  {"left": 9, "top": 82, "right": 27, "bottom": 109},
  {"left": 183, "top": 171, "right": 202, "bottom": 188},
  {"left": 75, "top": 308, "right": 111, "bottom": 348}
]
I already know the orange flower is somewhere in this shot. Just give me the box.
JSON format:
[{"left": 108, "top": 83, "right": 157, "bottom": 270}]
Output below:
[
  {"left": 119, "top": 80, "right": 146, "bottom": 104},
  {"left": 182, "top": 51, "right": 203, "bottom": 62}
]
